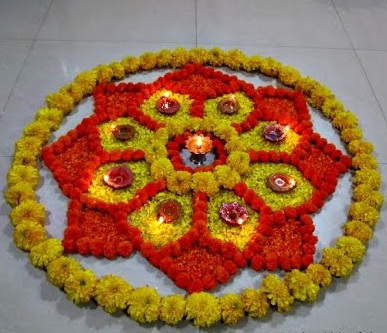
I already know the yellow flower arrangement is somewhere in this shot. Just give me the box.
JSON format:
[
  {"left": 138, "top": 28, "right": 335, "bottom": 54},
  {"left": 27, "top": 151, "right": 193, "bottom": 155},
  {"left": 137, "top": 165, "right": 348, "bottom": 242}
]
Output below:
[
  {"left": 305, "top": 263, "right": 332, "bottom": 288},
  {"left": 261, "top": 275, "right": 294, "bottom": 312},
  {"left": 4, "top": 47, "right": 384, "bottom": 327},
  {"left": 284, "top": 270, "right": 320, "bottom": 302},
  {"left": 159, "top": 295, "right": 186, "bottom": 325},
  {"left": 127, "top": 286, "right": 161, "bottom": 324},
  {"left": 167, "top": 171, "right": 192, "bottom": 194},
  {"left": 10, "top": 200, "right": 45, "bottom": 226},
  {"left": 241, "top": 288, "right": 270, "bottom": 318},
  {"left": 29, "top": 238, "right": 63, "bottom": 268},
  {"left": 93, "top": 275, "right": 133, "bottom": 314},
  {"left": 190, "top": 171, "right": 219, "bottom": 196},
  {"left": 321, "top": 248, "right": 354, "bottom": 278},
  {"left": 5, "top": 182, "right": 36, "bottom": 207},
  {"left": 13, "top": 220, "right": 46, "bottom": 251},
  {"left": 219, "top": 294, "right": 245, "bottom": 325},
  {"left": 64, "top": 269, "right": 98, "bottom": 304},
  {"left": 46, "top": 257, "right": 83, "bottom": 288},
  {"left": 186, "top": 292, "right": 221, "bottom": 327}
]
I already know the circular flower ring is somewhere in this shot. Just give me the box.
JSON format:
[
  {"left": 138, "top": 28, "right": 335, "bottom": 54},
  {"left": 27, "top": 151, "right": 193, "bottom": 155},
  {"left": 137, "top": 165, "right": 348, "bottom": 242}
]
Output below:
[{"left": 5, "top": 48, "right": 383, "bottom": 327}]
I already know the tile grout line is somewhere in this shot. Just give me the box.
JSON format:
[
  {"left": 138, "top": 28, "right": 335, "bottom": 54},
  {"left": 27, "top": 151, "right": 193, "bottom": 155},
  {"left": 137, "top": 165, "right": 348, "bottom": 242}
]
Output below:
[
  {"left": 1, "top": 0, "right": 55, "bottom": 118},
  {"left": 331, "top": 0, "right": 387, "bottom": 125}
]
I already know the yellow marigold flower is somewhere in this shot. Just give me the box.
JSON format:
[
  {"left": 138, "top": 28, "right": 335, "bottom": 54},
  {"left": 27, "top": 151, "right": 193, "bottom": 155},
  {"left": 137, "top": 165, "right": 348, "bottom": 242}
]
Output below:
[
  {"left": 227, "top": 151, "right": 250, "bottom": 175},
  {"left": 186, "top": 292, "right": 221, "bottom": 327},
  {"left": 241, "top": 288, "right": 270, "bottom": 318},
  {"left": 261, "top": 275, "right": 294, "bottom": 312},
  {"left": 171, "top": 47, "right": 190, "bottom": 68},
  {"left": 305, "top": 263, "right": 332, "bottom": 288},
  {"left": 61, "top": 83, "right": 83, "bottom": 104},
  {"left": 191, "top": 172, "right": 219, "bottom": 196},
  {"left": 46, "top": 256, "right": 82, "bottom": 288},
  {"left": 127, "top": 287, "right": 161, "bottom": 324},
  {"left": 295, "top": 76, "right": 319, "bottom": 96},
  {"left": 156, "top": 49, "right": 173, "bottom": 68},
  {"left": 352, "top": 153, "right": 378, "bottom": 170},
  {"left": 309, "top": 84, "right": 333, "bottom": 109},
  {"left": 343, "top": 220, "right": 373, "bottom": 244},
  {"left": 278, "top": 66, "right": 301, "bottom": 87},
  {"left": 29, "top": 238, "right": 63, "bottom": 268},
  {"left": 144, "top": 141, "right": 168, "bottom": 163},
  {"left": 23, "top": 121, "right": 52, "bottom": 142},
  {"left": 321, "top": 247, "right": 353, "bottom": 277},
  {"left": 93, "top": 275, "right": 133, "bottom": 313},
  {"left": 13, "top": 150, "right": 38, "bottom": 167},
  {"left": 348, "top": 140, "right": 374, "bottom": 155},
  {"left": 109, "top": 62, "right": 125, "bottom": 80},
  {"left": 242, "top": 54, "right": 264, "bottom": 72},
  {"left": 212, "top": 124, "right": 238, "bottom": 141},
  {"left": 259, "top": 57, "right": 282, "bottom": 77},
  {"left": 46, "top": 90, "right": 74, "bottom": 114},
  {"left": 159, "top": 295, "right": 186, "bottom": 325},
  {"left": 95, "top": 64, "right": 114, "bottom": 84},
  {"left": 154, "top": 127, "right": 169, "bottom": 142},
  {"left": 353, "top": 185, "right": 384, "bottom": 209},
  {"left": 13, "top": 221, "right": 46, "bottom": 251},
  {"left": 284, "top": 270, "right": 320, "bottom": 302},
  {"left": 4, "top": 182, "right": 35, "bottom": 207},
  {"left": 321, "top": 98, "right": 345, "bottom": 119},
  {"left": 224, "top": 137, "right": 245, "bottom": 152},
  {"left": 332, "top": 110, "right": 358, "bottom": 130},
  {"left": 353, "top": 168, "right": 381, "bottom": 190},
  {"left": 10, "top": 200, "right": 45, "bottom": 226},
  {"left": 121, "top": 55, "right": 140, "bottom": 73},
  {"left": 64, "top": 269, "right": 98, "bottom": 304},
  {"left": 167, "top": 171, "right": 192, "bottom": 194},
  {"left": 214, "top": 165, "right": 241, "bottom": 190},
  {"left": 336, "top": 236, "right": 366, "bottom": 264},
  {"left": 7, "top": 165, "right": 39, "bottom": 188},
  {"left": 74, "top": 70, "right": 97, "bottom": 95},
  {"left": 348, "top": 202, "right": 379, "bottom": 227},
  {"left": 15, "top": 136, "right": 43, "bottom": 156},
  {"left": 139, "top": 52, "right": 158, "bottom": 71},
  {"left": 150, "top": 157, "right": 174, "bottom": 180},
  {"left": 207, "top": 47, "right": 226, "bottom": 67},
  {"left": 188, "top": 48, "right": 210, "bottom": 64},
  {"left": 35, "top": 107, "right": 63, "bottom": 129},
  {"left": 224, "top": 49, "right": 248, "bottom": 71},
  {"left": 340, "top": 127, "right": 363, "bottom": 143},
  {"left": 219, "top": 294, "right": 245, "bottom": 325}
]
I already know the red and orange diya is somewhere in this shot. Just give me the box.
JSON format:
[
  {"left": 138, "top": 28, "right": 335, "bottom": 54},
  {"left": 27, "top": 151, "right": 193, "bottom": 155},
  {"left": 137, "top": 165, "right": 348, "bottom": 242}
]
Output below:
[
  {"left": 157, "top": 200, "right": 182, "bottom": 223},
  {"left": 103, "top": 165, "right": 134, "bottom": 189},
  {"left": 111, "top": 124, "right": 136, "bottom": 141},
  {"left": 156, "top": 91, "right": 180, "bottom": 115},
  {"left": 267, "top": 173, "right": 296, "bottom": 192},
  {"left": 217, "top": 95, "right": 240, "bottom": 114}
]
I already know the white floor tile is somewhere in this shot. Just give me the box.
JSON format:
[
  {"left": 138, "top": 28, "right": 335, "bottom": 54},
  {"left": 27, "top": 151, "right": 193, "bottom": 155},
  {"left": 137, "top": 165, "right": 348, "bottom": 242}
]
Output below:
[
  {"left": 357, "top": 50, "right": 387, "bottom": 119},
  {"left": 197, "top": 0, "right": 352, "bottom": 48},
  {"left": 334, "top": 0, "right": 387, "bottom": 50},
  {"left": 0, "top": 0, "right": 52, "bottom": 40},
  {"left": 0, "top": 41, "right": 195, "bottom": 156},
  {"left": 37, "top": 0, "right": 196, "bottom": 43},
  {"left": 0, "top": 41, "right": 32, "bottom": 113}
]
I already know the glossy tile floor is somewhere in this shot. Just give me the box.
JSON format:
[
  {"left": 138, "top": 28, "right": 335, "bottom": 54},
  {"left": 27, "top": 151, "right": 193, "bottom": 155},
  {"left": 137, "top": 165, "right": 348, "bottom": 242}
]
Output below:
[{"left": 1, "top": 1, "right": 387, "bottom": 332}]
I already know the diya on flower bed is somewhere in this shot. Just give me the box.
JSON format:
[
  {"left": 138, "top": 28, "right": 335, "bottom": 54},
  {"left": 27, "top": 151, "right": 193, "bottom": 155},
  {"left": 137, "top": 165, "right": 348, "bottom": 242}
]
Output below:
[{"left": 5, "top": 48, "right": 383, "bottom": 327}]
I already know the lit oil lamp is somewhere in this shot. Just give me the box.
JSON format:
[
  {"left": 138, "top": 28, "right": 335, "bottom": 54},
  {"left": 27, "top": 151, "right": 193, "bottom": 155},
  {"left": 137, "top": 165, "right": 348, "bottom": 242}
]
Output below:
[
  {"left": 217, "top": 95, "right": 240, "bottom": 114},
  {"left": 267, "top": 173, "right": 296, "bottom": 192},
  {"left": 103, "top": 165, "right": 133, "bottom": 189},
  {"left": 111, "top": 124, "right": 136, "bottom": 141},
  {"left": 185, "top": 134, "right": 213, "bottom": 165},
  {"left": 219, "top": 202, "right": 248, "bottom": 227},
  {"left": 156, "top": 91, "right": 180, "bottom": 115},
  {"left": 262, "top": 123, "right": 289, "bottom": 142},
  {"left": 157, "top": 199, "right": 182, "bottom": 223}
]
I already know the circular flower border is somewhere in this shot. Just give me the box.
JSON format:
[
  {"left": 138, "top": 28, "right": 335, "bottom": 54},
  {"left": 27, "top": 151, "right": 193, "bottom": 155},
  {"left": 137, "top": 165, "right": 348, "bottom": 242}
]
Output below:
[{"left": 5, "top": 47, "right": 384, "bottom": 327}]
